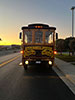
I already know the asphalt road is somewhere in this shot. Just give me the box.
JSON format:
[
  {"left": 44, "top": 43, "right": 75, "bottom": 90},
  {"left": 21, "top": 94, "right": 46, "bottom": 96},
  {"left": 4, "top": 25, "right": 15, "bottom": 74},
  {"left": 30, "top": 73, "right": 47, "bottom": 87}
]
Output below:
[{"left": 0, "top": 54, "right": 75, "bottom": 100}]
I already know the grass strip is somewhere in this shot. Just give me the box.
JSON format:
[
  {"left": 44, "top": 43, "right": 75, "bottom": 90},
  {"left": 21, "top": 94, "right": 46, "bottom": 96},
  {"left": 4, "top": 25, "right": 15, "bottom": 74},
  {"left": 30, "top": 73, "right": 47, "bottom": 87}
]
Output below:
[{"left": 55, "top": 54, "right": 75, "bottom": 62}]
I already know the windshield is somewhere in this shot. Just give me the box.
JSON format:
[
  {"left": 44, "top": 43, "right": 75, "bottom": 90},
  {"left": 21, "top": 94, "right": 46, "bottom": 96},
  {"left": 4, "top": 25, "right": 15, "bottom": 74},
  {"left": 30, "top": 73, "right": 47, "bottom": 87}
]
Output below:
[
  {"left": 35, "top": 31, "right": 43, "bottom": 43},
  {"left": 24, "top": 30, "right": 53, "bottom": 44}
]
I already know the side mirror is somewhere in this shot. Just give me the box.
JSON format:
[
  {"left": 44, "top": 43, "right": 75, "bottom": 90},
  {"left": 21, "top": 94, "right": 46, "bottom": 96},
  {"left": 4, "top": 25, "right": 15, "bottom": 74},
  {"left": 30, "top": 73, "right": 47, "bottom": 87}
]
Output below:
[
  {"left": 0, "top": 38, "right": 2, "bottom": 41},
  {"left": 19, "top": 32, "right": 22, "bottom": 39},
  {"left": 56, "top": 33, "right": 58, "bottom": 40}
]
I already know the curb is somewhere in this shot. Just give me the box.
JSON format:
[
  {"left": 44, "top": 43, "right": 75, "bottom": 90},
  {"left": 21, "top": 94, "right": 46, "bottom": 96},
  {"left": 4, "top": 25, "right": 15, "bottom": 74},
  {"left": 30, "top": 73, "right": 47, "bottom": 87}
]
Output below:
[{"left": 54, "top": 63, "right": 75, "bottom": 86}]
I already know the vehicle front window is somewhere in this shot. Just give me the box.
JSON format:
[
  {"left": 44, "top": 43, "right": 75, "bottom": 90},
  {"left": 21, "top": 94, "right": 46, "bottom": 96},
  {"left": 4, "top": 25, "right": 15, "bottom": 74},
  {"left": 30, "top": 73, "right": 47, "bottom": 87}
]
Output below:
[
  {"left": 35, "top": 31, "right": 43, "bottom": 43},
  {"left": 24, "top": 31, "right": 32, "bottom": 43},
  {"left": 45, "top": 32, "right": 53, "bottom": 43}
]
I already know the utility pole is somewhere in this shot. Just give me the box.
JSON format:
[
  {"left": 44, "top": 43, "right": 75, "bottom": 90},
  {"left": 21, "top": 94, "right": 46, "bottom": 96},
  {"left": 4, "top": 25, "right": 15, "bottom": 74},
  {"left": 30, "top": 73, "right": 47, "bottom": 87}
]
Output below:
[{"left": 71, "top": 6, "right": 75, "bottom": 37}]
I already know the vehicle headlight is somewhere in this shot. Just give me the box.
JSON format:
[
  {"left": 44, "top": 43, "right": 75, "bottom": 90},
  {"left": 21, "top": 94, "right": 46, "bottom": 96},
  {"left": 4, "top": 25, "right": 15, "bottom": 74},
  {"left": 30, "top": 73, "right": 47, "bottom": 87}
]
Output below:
[
  {"left": 25, "top": 61, "right": 29, "bottom": 65},
  {"left": 48, "top": 61, "right": 52, "bottom": 65}
]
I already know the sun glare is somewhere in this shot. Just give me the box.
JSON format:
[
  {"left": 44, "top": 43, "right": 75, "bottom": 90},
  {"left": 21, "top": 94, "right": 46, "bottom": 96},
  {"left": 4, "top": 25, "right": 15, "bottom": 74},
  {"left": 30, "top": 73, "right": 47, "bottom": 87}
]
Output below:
[{"left": 0, "top": 41, "right": 21, "bottom": 45}]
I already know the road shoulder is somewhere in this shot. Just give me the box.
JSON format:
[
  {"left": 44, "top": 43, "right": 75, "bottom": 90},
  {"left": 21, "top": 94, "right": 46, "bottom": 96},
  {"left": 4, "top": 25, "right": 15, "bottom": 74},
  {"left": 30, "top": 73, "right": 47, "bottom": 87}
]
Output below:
[{"left": 53, "top": 58, "right": 75, "bottom": 95}]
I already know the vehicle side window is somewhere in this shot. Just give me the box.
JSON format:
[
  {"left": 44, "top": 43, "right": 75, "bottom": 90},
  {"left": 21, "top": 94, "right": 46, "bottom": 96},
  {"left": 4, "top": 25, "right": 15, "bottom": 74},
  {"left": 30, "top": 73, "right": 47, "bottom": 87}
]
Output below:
[
  {"left": 24, "top": 31, "right": 32, "bottom": 43},
  {"left": 45, "top": 31, "right": 53, "bottom": 43}
]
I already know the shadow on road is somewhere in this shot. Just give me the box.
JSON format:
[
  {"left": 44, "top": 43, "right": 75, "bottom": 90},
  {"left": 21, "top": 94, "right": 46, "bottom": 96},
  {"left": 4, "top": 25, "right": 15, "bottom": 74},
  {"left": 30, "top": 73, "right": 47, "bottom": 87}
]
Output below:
[{"left": 23, "top": 64, "right": 58, "bottom": 78}]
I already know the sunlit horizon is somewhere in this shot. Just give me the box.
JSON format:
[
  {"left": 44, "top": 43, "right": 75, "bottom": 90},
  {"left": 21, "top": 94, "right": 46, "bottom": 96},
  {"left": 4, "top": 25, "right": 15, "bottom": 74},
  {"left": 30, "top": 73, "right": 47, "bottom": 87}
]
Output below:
[{"left": 0, "top": 0, "right": 75, "bottom": 45}]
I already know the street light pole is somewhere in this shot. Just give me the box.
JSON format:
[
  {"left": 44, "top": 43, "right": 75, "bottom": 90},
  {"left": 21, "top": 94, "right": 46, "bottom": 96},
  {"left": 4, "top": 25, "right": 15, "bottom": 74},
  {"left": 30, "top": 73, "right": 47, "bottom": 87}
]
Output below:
[{"left": 71, "top": 6, "right": 75, "bottom": 37}]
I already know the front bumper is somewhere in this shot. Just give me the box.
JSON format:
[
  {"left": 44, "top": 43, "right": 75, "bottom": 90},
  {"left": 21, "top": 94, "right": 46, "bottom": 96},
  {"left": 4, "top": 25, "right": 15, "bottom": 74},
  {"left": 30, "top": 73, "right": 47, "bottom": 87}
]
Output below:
[{"left": 22, "top": 57, "right": 54, "bottom": 66}]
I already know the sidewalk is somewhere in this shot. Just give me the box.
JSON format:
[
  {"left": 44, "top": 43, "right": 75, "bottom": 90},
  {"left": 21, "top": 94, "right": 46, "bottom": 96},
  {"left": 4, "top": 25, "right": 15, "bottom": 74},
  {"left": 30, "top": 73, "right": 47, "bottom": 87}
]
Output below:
[{"left": 54, "top": 58, "right": 75, "bottom": 86}]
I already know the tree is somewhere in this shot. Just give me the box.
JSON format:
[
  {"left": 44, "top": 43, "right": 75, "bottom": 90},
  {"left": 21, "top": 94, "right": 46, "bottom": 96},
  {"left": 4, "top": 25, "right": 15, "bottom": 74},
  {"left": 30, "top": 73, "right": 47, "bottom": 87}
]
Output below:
[
  {"left": 56, "top": 39, "right": 65, "bottom": 55},
  {"left": 69, "top": 39, "right": 75, "bottom": 56},
  {"left": 64, "top": 37, "right": 75, "bottom": 56}
]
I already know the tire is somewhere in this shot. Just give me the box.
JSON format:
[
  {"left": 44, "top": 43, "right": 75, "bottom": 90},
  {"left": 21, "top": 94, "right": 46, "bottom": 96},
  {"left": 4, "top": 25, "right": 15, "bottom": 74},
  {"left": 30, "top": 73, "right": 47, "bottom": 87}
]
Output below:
[
  {"left": 22, "top": 59, "right": 25, "bottom": 66},
  {"left": 48, "top": 65, "right": 52, "bottom": 69},
  {"left": 24, "top": 64, "right": 27, "bottom": 70}
]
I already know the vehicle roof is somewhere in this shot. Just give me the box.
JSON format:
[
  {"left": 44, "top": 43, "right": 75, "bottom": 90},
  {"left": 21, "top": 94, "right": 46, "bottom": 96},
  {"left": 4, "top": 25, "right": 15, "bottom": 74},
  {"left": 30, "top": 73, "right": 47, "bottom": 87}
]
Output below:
[{"left": 22, "top": 23, "right": 56, "bottom": 30}]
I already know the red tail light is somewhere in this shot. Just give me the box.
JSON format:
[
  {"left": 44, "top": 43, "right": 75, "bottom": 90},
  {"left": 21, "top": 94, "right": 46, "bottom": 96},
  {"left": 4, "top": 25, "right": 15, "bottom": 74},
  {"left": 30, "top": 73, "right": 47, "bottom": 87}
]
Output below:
[
  {"left": 54, "top": 51, "right": 57, "bottom": 54},
  {"left": 20, "top": 50, "right": 24, "bottom": 54}
]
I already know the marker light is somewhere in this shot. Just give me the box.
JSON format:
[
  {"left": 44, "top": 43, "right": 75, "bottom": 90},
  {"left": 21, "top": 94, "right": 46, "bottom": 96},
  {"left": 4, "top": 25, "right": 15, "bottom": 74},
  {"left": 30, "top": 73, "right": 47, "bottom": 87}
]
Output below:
[
  {"left": 49, "top": 61, "right": 52, "bottom": 65},
  {"left": 20, "top": 50, "right": 24, "bottom": 54},
  {"left": 54, "top": 51, "right": 57, "bottom": 55},
  {"left": 25, "top": 61, "right": 29, "bottom": 65}
]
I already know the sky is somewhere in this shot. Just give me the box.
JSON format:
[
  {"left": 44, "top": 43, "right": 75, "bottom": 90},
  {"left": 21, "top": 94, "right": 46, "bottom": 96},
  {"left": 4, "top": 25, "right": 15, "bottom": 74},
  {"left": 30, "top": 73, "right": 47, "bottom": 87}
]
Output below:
[{"left": 0, "top": 0, "right": 75, "bottom": 45}]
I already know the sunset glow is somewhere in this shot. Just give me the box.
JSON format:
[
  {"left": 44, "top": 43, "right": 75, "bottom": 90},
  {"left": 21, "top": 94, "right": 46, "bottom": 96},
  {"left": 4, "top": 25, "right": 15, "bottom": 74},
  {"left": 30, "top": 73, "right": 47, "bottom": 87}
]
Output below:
[{"left": 0, "top": 0, "right": 75, "bottom": 45}]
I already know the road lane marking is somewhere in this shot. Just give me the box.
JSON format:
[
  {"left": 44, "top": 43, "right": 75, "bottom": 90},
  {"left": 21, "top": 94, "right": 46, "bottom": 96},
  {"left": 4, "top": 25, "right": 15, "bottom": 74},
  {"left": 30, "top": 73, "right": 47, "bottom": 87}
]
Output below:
[{"left": 0, "top": 55, "right": 21, "bottom": 67}]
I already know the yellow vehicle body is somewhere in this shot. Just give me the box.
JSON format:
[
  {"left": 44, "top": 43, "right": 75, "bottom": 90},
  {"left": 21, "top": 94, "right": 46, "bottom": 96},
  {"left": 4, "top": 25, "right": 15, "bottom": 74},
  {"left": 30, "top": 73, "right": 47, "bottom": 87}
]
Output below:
[{"left": 20, "top": 23, "right": 56, "bottom": 70}]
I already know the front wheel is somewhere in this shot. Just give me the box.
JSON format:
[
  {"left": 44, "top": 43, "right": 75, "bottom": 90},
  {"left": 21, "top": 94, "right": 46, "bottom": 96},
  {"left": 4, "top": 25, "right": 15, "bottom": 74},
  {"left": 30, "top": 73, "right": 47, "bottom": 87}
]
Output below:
[
  {"left": 24, "top": 64, "right": 28, "bottom": 70},
  {"left": 48, "top": 65, "right": 52, "bottom": 69}
]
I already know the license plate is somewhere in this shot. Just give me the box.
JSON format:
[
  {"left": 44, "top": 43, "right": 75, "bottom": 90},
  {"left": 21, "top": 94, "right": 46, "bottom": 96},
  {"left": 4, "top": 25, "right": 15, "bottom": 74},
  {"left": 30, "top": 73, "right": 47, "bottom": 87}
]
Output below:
[{"left": 36, "top": 61, "right": 41, "bottom": 64}]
